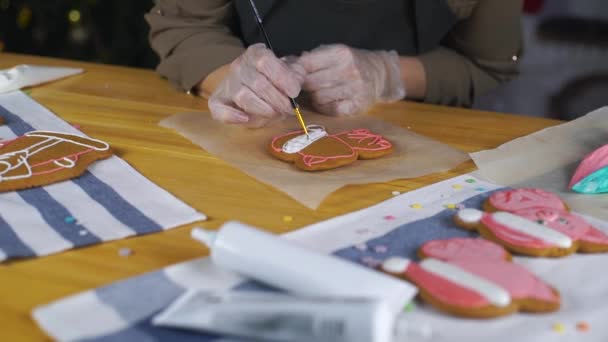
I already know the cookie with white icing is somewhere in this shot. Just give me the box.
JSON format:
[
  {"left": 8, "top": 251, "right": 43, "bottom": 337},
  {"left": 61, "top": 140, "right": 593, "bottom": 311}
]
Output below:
[
  {"left": 0, "top": 130, "right": 113, "bottom": 192},
  {"left": 455, "top": 206, "right": 608, "bottom": 257},
  {"left": 381, "top": 238, "right": 560, "bottom": 318},
  {"left": 268, "top": 125, "right": 393, "bottom": 171}
]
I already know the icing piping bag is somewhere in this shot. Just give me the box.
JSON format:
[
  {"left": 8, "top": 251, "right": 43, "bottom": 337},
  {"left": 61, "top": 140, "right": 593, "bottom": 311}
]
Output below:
[{"left": 247, "top": 0, "right": 309, "bottom": 137}]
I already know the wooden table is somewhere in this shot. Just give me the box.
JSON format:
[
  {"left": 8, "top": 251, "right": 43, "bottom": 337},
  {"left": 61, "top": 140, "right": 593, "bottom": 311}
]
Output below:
[{"left": 0, "top": 53, "right": 561, "bottom": 340}]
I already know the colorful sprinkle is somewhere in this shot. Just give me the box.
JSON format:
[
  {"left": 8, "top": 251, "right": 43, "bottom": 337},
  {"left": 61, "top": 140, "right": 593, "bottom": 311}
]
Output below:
[
  {"left": 410, "top": 203, "right": 423, "bottom": 209},
  {"left": 72, "top": 124, "right": 82, "bottom": 130},
  {"left": 465, "top": 179, "right": 476, "bottom": 183},
  {"left": 354, "top": 243, "right": 368, "bottom": 251},
  {"left": 444, "top": 203, "right": 457, "bottom": 209},
  {"left": 373, "top": 245, "right": 388, "bottom": 254},
  {"left": 64, "top": 216, "right": 76, "bottom": 224},
  {"left": 392, "top": 191, "right": 401, "bottom": 196},
  {"left": 118, "top": 248, "right": 133, "bottom": 257},
  {"left": 452, "top": 184, "right": 463, "bottom": 190},
  {"left": 475, "top": 187, "right": 486, "bottom": 192},
  {"left": 383, "top": 215, "right": 396, "bottom": 221},
  {"left": 404, "top": 302, "right": 416, "bottom": 312},
  {"left": 361, "top": 256, "right": 382, "bottom": 268},
  {"left": 282, "top": 215, "right": 293, "bottom": 223},
  {"left": 552, "top": 323, "right": 566, "bottom": 334},
  {"left": 576, "top": 322, "right": 590, "bottom": 332}
]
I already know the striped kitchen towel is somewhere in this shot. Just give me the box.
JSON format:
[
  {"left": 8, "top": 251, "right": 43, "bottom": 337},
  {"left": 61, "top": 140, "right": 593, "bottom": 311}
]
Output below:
[
  {"left": 32, "top": 175, "right": 608, "bottom": 342},
  {"left": 0, "top": 91, "right": 206, "bottom": 261}
]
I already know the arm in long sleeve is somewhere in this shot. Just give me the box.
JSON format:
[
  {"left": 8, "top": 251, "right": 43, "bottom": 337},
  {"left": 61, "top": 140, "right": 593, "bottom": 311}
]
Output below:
[
  {"left": 145, "top": 0, "right": 245, "bottom": 92},
  {"left": 418, "top": 0, "right": 523, "bottom": 107}
]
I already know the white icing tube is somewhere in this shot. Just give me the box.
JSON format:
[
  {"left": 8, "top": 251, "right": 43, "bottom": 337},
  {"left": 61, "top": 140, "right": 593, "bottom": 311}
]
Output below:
[
  {"left": 191, "top": 222, "right": 417, "bottom": 315},
  {"left": 152, "top": 290, "right": 433, "bottom": 342}
]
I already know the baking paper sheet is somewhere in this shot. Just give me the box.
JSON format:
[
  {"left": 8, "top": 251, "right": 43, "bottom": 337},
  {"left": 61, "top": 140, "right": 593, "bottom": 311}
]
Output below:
[
  {"left": 471, "top": 107, "right": 608, "bottom": 220},
  {"left": 160, "top": 111, "right": 468, "bottom": 209}
]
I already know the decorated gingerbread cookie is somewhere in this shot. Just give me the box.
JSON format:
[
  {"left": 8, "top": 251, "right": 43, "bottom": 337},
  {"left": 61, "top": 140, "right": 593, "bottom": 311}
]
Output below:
[
  {"left": 569, "top": 144, "right": 608, "bottom": 194},
  {"left": 484, "top": 188, "right": 568, "bottom": 212},
  {"left": 381, "top": 238, "right": 560, "bottom": 318},
  {"left": 268, "top": 125, "right": 393, "bottom": 171},
  {"left": 455, "top": 207, "right": 608, "bottom": 257},
  {"left": 0, "top": 130, "right": 113, "bottom": 192}
]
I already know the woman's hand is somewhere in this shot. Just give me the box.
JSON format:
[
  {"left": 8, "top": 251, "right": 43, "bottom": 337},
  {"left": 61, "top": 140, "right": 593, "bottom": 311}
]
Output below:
[
  {"left": 297, "top": 44, "right": 406, "bottom": 116},
  {"left": 208, "top": 43, "right": 303, "bottom": 128}
]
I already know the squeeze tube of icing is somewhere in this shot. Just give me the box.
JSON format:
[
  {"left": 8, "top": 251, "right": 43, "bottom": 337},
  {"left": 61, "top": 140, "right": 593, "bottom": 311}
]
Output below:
[
  {"left": 191, "top": 222, "right": 417, "bottom": 315},
  {"left": 152, "top": 290, "right": 433, "bottom": 342}
]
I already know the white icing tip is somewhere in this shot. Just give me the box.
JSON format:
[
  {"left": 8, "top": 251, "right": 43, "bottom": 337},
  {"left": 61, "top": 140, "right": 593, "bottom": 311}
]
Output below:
[
  {"left": 457, "top": 208, "right": 483, "bottom": 224},
  {"left": 281, "top": 125, "right": 327, "bottom": 154},
  {"left": 381, "top": 257, "right": 411, "bottom": 274}
]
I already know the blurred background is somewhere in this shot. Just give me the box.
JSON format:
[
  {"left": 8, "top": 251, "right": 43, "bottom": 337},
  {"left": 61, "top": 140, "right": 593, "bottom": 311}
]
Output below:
[{"left": 0, "top": 0, "right": 607, "bottom": 119}]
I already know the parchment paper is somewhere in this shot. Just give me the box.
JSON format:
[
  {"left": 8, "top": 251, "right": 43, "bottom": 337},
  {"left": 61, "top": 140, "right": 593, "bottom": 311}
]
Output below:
[
  {"left": 471, "top": 106, "right": 608, "bottom": 220},
  {"left": 160, "top": 112, "right": 468, "bottom": 209}
]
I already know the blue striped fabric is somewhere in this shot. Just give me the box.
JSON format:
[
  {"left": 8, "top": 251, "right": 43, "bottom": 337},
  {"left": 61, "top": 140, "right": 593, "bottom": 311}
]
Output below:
[
  {"left": 0, "top": 93, "right": 205, "bottom": 261},
  {"left": 0, "top": 215, "right": 36, "bottom": 258},
  {"left": 71, "top": 173, "right": 162, "bottom": 234},
  {"left": 19, "top": 187, "right": 102, "bottom": 246},
  {"left": 55, "top": 190, "right": 498, "bottom": 342}
]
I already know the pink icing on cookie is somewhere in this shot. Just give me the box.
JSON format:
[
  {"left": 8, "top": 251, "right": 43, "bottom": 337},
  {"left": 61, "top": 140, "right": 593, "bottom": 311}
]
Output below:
[
  {"left": 480, "top": 213, "right": 557, "bottom": 249},
  {"left": 512, "top": 207, "right": 589, "bottom": 241},
  {"left": 421, "top": 238, "right": 507, "bottom": 261},
  {"left": 450, "top": 260, "right": 558, "bottom": 303},
  {"left": 488, "top": 188, "right": 566, "bottom": 212},
  {"left": 569, "top": 144, "right": 608, "bottom": 188},
  {"left": 581, "top": 226, "right": 608, "bottom": 245},
  {"left": 405, "top": 262, "right": 490, "bottom": 308},
  {"left": 514, "top": 208, "right": 608, "bottom": 246},
  {"left": 333, "top": 129, "right": 393, "bottom": 152},
  {"left": 410, "top": 239, "right": 559, "bottom": 307}
]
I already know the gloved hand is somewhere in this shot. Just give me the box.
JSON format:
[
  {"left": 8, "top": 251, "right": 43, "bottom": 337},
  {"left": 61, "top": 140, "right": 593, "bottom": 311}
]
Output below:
[
  {"left": 208, "top": 43, "right": 303, "bottom": 128},
  {"left": 297, "top": 44, "right": 406, "bottom": 116}
]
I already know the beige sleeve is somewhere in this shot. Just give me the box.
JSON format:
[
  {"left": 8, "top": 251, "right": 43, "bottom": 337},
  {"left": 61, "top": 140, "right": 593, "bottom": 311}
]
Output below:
[
  {"left": 419, "top": 0, "right": 523, "bottom": 107},
  {"left": 145, "top": 0, "right": 245, "bottom": 92}
]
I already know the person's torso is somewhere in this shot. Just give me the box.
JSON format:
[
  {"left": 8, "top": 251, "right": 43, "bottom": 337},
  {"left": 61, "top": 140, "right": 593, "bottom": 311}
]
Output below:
[{"left": 233, "top": 0, "right": 458, "bottom": 57}]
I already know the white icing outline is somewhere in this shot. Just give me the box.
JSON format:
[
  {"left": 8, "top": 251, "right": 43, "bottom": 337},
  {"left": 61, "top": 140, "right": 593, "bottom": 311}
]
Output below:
[
  {"left": 381, "top": 257, "right": 411, "bottom": 274},
  {"left": 281, "top": 125, "right": 327, "bottom": 154},
  {"left": 457, "top": 208, "right": 483, "bottom": 224},
  {"left": 420, "top": 258, "right": 511, "bottom": 307},
  {"left": 490, "top": 212, "right": 573, "bottom": 248},
  {"left": 0, "top": 131, "right": 110, "bottom": 182}
]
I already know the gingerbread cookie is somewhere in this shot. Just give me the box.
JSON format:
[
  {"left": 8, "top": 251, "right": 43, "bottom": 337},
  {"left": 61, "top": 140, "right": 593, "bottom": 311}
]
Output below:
[
  {"left": 569, "top": 144, "right": 608, "bottom": 194},
  {"left": 484, "top": 188, "right": 568, "bottom": 212},
  {"left": 455, "top": 206, "right": 608, "bottom": 257},
  {"left": 381, "top": 238, "right": 560, "bottom": 318},
  {"left": 0, "top": 130, "right": 113, "bottom": 192},
  {"left": 268, "top": 125, "right": 393, "bottom": 171}
]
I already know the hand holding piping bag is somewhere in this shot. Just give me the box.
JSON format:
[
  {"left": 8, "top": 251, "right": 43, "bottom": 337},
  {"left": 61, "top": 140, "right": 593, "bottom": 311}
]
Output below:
[{"left": 297, "top": 44, "right": 406, "bottom": 116}]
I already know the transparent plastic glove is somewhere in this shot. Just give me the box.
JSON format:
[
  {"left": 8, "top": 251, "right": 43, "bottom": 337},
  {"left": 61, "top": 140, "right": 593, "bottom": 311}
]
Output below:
[
  {"left": 208, "top": 43, "right": 302, "bottom": 128},
  {"left": 298, "top": 44, "right": 406, "bottom": 116}
]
